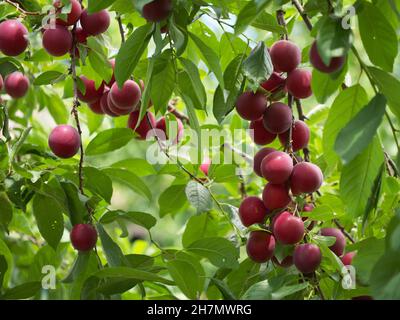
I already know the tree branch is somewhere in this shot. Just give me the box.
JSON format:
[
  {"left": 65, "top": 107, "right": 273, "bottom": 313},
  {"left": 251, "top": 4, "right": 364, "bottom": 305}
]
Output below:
[
  {"left": 291, "top": 0, "right": 313, "bottom": 31},
  {"left": 116, "top": 15, "right": 125, "bottom": 43},
  {"left": 333, "top": 219, "right": 355, "bottom": 243},
  {"left": 4, "top": 0, "right": 43, "bottom": 16}
]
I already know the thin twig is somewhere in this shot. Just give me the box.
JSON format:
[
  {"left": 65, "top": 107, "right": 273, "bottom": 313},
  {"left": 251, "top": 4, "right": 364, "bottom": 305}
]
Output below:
[
  {"left": 291, "top": 0, "right": 313, "bottom": 31},
  {"left": 276, "top": 9, "right": 288, "bottom": 40},
  {"left": 167, "top": 105, "right": 190, "bottom": 124},
  {"left": 333, "top": 219, "right": 355, "bottom": 243},
  {"left": 116, "top": 15, "right": 125, "bottom": 43},
  {"left": 294, "top": 99, "right": 310, "bottom": 162},
  {"left": 4, "top": 0, "right": 43, "bottom": 16}
]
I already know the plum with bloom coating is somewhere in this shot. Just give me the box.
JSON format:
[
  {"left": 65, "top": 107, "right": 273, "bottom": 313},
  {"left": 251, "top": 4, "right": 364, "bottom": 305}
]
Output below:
[
  {"left": 70, "top": 224, "right": 97, "bottom": 251},
  {"left": 246, "top": 231, "right": 276, "bottom": 263},
  {"left": 0, "top": 20, "right": 28, "bottom": 56},
  {"left": 48, "top": 125, "right": 80, "bottom": 158},
  {"left": 293, "top": 243, "right": 322, "bottom": 274}
]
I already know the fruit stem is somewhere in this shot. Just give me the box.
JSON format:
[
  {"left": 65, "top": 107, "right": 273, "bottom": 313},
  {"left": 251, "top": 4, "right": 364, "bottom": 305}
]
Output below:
[
  {"left": 116, "top": 15, "right": 125, "bottom": 43},
  {"left": 333, "top": 219, "right": 355, "bottom": 244},
  {"left": 291, "top": 0, "right": 313, "bottom": 31}
]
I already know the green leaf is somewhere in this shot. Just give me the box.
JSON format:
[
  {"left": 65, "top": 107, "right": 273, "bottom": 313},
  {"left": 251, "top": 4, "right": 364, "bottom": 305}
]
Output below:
[
  {"left": 63, "top": 252, "right": 92, "bottom": 283},
  {"left": 60, "top": 181, "right": 86, "bottom": 226},
  {"left": 335, "top": 94, "right": 386, "bottom": 164},
  {"left": 150, "top": 50, "right": 175, "bottom": 113},
  {"left": 0, "top": 238, "right": 12, "bottom": 287},
  {"left": 88, "top": 0, "right": 117, "bottom": 13},
  {"left": 182, "top": 213, "right": 219, "bottom": 247},
  {"left": 1, "top": 281, "right": 41, "bottom": 300},
  {"left": 115, "top": 24, "right": 154, "bottom": 87},
  {"left": 243, "top": 41, "right": 273, "bottom": 86},
  {"left": 368, "top": 67, "right": 400, "bottom": 121},
  {"left": 323, "top": 85, "right": 368, "bottom": 168},
  {"left": 0, "top": 192, "right": 13, "bottom": 229},
  {"left": 340, "top": 138, "right": 384, "bottom": 217},
  {"left": 311, "top": 63, "right": 347, "bottom": 103},
  {"left": 158, "top": 184, "right": 187, "bottom": 217},
  {"left": 186, "top": 237, "right": 239, "bottom": 268},
  {"left": 103, "top": 168, "right": 152, "bottom": 201},
  {"left": 86, "top": 128, "right": 134, "bottom": 156},
  {"left": 97, "top": 224, "right": 129, "bottom": 267},
  {"left": 100, "top": 210, "right": 156, "bottom": 230},
  {"left": 167, "top": 259, "right": 201, "bottom": 299},
  {"left": 211, "top": 278, "right": 236, "bottom": 300},
  {"left": 227, "top": 259, "right": 260, "bottom": 297},
  {"left": 93, "top": 266, "right": 174, "bottom": 285},
  {"left": 32, "top": 194, "right": 64, "bottom": 250},
  {"left": 111, "top": 158, "right": 156, "bottom": 176},
  {"left": 371, "top": 252, "right": 400, "bottom": 299},
  {"left": 0, "top": 255, "right": 7, "bottom": 288},
  {"left": 316, "top": 16, "right": 353, "bottom": 65},
  {"left": 45, "top": 93, "right": 69, "bottom": 125},
  {"left": 251, "top": 11, "right": 286, "bottom": 33},
  {"left": 189, "top": 32, "right": 224, "bottom": 90},
  {"left": 185, "top": 181, "right": 212, "bottom": 214},
  {"left": 235, "top": 0, "right": 272, "bottom": 35},
  {"left": 213, "top": 85, "right": 226, "bottom": 124},
  {"left": 358, "top": 1, "right": 398, "bottom": 72},
  {"left": 179, "top": 57, "right": 207, "bottom": 109},
  {"left": 33, "top": 71, "right": 65, "bottom": 86},
  {"left": 84, "top": 167, "right": 113, "bottom": 203},
  {"left": 169, "top": 18, "right": 187, "bottom": 56}
]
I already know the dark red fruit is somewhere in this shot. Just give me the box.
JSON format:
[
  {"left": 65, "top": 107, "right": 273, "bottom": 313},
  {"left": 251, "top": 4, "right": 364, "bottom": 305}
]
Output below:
[
  {"left": 249, "top": 118, "right": 276, "bottom": 145},
  {"left": 270, "top": 40, "right": 301, "bottom": 73},
  {"left": 0, "top": 20, "right": 29, "bottom": 56},
  {"left": 108, "top": 93, "right": 135, "bottom": 115},
  {"left": 236, "top": 91, "right": 267, "bottom": 121},
  {"left": 110, "top": 80, "right": 141, "bottom": 109},
  {"left": 4, "top": 72, "right": 29, "bottom": 98},
  {"left": 80, "top": 9, "right": 110, "bottom": 36},
  {"left": 127, "top": 110, "right": 156, "bottom": 140},
  {"left": 253, "top": 147, "right": 276, "bottom": 177},
  {"left": 310, "top": 41, "right": 345, "bottom": 74},
  {"left": 260, "top": 151, "right": 293, "bottom": 184},
  {"left": 290, "top": 162, "right": 323, "bottom": 195},
  {"left": 42, "top": 25, "right": 72, "bottom": 57},
  {"left": 70, "top": 224, "right": 97, "bottom": 251},
  {"left": 155, "top": 116, "right": 184, "bottom": 143},
  {"left": 321, "top": 228, "right": 346, "bottom": 256},
  {"left": 99, "top": 89, "right": 117, "bottom": 117},
  {"left": 48, "top": 125, "right": 80, "bottom": 158},
  {"left": 246, "top": 231, "right": 276, "bottom": 263},
  {"left": 75, "top": 27, "right": 88, "bottom": 44},
  {"left": 263, "top": 102, "right": 292, "bottom": 134},
  {"left": 273, "top": 211, "right": 304, "bottom": 245},
  {"left": 341, "top": 251, "right": 356, "bottom": 266},
  {"left": 88, "top": 99, "right": 104, "bottom": 115},
  {"left": 239, "top": 196, "right": 269, "bottom": 227},
  {"left": 77, "top": 76, "right": 104, "bottom": 103},
  {"left": 262, "top": 183, "right": 291, "bottom": 210},
  {"left": 261, "top": 72, "right": 286, "bottom": 93},
  {"left": 279, "top": 120, "right": 310, "bottom": 152},
  {"left": 142, "top": 0, "right": 172, "bottom": 22},
  {"left": 302, "top": 203, "right": 316, "bottom": 230},
  {"left": 54, "top": 0, "right": 82, "bottom": 26},
  {"left": 286, "top": 69, "right": 312, "bottom": 99},
  {"left": 293, "top": 243, "right": 322, "bottom": 274},
  {"left": 272, "top": 255, "right": 293, "bottom": 268}
]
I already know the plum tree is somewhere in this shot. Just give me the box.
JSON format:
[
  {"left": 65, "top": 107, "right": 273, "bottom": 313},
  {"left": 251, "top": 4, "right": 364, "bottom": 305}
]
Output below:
[
  {"left": 155, "top": 116, "right": 184, "bottom": 143},
  {"left": 260, "top": 72, "right": 286, "bottom": 93},
  {"left": 253, "top": 147, "right": 276, "bottom": 177},
  {"left": 278, "top": 120, "right": 310, "bottom": 151},
  {"left": 273, "top": 211, "right": 304, "bottom": 244},
  {"left": 321, "top": 228, "right": 346, "bottom": 256},
  {"left": 127, "top": 110, "right": 156, "bottom": 140},
  {"left": 310, "top": 41, "right": 345, "bottom": 73},
  {"left": 42, "top": 26, "right": 73, "bottom": 57},
  {"left": 54, "top": 0, "right": 82, "bottom": 26},
  {"left": 70, "top": 224, "right": 97, "bottom": 251},
  {"left": 239, "top": 196, "right": 269, "bottom": 227},
  {"left": 262, "top": 183, "right": 291, "bottom": 210},
  {"left": 48, "top": 125, "right": 80, "bottom": 158},
  {"left": 236, "top": 91, "right": 267, "bottom": 121},
  {"left": 0, "top": 20, "right": 29, "bottom": 56},
  {"left": 142, "top": 0, "right": 173, "bottom": 22},
  {"left": 293, "top": 244, "right": 322, "bottom": 274},
  {"left": 341, "top": 252, "right": 356, "bottom": 265},
  {"left": 77, "top": 76, "right": 104, "bottom": 103},
  {"left": 263, "top": 102, "right": 292, "bottom": 134},
  {"left": 249, "top": 118, "right": 276, "bottom": 145},
  {"left": 246, "top": 231, "right": 276, "bottom": 263},
  {"left": 4, "top": 72, "right": 29, "bottom": 98},
  {"left": 80, "top": 9, "right": 110, "bottom": 36},
  {"left": 290, "top": 162, "right": 323, "bottom": 195},
  {"left": 260, "top": 151, "right": 293, "bottom": 184},
  {"left": 286, "top": 69, "right": 312, "bottom": 99},
  {"left": 110, "top": 80, "right": 141, "bottom": 109},
  {"left": 269, "top": 40, "right": 301, "bottom": 72}
]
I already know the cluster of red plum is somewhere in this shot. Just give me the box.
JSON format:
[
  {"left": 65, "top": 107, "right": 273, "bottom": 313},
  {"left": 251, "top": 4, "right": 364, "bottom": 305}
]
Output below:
[
  {"left": 0, "top": 0, "right": 173, "bottom": 252},
  {"left": 236, "top": 39, "right": 352, "bottom": 274}
]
